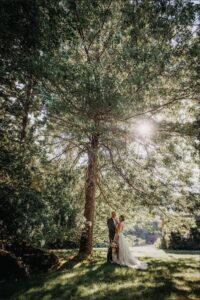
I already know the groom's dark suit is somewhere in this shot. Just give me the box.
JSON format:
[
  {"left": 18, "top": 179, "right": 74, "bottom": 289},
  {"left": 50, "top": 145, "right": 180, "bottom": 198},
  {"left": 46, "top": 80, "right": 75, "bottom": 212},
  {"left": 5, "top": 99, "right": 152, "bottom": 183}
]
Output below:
[{"left": 107, "top": 217, "right": 117, "bottom": 262}]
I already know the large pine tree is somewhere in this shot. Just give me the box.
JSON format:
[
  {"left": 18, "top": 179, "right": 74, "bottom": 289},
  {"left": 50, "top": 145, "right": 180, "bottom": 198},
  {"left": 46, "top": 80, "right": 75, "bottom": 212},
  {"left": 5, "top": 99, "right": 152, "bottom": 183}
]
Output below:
[{"left": 40, "top": 0, "right": 199, "bottom": 256}]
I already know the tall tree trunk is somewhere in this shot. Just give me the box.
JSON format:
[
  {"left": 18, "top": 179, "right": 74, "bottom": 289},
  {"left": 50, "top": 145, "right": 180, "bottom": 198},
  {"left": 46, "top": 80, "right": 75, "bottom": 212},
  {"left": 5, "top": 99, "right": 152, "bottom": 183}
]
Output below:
[
  {"left": 79, "top": 134, "right": 99, "bottom": 256},
  {"left": 20, "top": 78, "right": 33, "bottom": 144}
]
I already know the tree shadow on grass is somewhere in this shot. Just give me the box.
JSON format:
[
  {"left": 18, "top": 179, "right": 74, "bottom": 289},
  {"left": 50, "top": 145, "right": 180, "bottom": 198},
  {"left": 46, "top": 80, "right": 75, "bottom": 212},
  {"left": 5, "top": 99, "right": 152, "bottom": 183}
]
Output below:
[{"left": 0, "top": 256, "right": 199, "bottom": 300}]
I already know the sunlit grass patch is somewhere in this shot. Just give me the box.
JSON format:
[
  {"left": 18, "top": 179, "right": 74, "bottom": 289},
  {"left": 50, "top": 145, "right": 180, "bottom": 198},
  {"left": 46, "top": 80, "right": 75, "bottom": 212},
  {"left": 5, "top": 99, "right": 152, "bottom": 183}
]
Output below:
[{"left": 0, "top": 249, "right": 199, "bottom": 300}]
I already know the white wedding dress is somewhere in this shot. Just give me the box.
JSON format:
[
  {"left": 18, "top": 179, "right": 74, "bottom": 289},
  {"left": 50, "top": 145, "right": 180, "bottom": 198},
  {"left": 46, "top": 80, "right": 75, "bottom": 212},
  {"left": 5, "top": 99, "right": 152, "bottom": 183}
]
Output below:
[{"left": 113, "top": 223, "right": 148, "bottom": 270}]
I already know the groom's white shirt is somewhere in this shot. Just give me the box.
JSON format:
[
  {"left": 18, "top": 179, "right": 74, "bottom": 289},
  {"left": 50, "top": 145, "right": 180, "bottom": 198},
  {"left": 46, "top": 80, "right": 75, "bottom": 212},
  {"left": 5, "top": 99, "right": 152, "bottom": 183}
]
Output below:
[{"left": 112, "top": 218, "right": 117, "bottom": 226}]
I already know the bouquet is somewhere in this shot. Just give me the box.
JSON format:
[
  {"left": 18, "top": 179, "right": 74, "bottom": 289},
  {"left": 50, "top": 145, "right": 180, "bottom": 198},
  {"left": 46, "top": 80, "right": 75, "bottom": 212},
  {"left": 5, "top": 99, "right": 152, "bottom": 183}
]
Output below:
[{"left": 110, "top": 241, "right": 119, "bottom": 257}]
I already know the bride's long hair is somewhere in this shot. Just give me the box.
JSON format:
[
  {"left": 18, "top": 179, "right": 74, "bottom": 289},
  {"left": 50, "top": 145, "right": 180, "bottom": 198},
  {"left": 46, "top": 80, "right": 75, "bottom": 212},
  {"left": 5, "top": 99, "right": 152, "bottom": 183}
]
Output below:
[{"left": 119, "top": 215, "right": 125, "bottom": 222}]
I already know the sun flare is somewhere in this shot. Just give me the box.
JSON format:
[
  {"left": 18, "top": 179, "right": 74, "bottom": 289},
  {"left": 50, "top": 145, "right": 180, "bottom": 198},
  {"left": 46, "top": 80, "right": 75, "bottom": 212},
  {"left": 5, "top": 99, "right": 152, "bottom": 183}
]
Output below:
[{"left": 135, "top": 121, "right": 154, "bottom": 137}]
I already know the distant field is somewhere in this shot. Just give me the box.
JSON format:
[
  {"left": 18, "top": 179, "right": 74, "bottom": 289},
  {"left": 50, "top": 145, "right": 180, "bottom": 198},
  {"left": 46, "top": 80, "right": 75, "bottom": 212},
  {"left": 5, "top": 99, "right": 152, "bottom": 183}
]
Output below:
[{"left": 0, "top": 248, "right": 199, "bottom": 300}]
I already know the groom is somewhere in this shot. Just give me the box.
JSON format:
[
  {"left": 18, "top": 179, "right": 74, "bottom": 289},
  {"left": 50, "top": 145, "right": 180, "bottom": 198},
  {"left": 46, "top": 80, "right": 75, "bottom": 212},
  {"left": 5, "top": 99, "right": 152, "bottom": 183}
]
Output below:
[{"left": 107, "top": 211, "right": 118, "bottom": 263}]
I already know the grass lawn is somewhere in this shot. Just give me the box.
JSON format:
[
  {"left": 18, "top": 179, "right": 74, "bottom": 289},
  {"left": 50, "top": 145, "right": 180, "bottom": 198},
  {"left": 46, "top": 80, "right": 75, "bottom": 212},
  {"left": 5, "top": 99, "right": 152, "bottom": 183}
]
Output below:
[{"left": 0, "top": 248, "right": 199, "bottom": 300}]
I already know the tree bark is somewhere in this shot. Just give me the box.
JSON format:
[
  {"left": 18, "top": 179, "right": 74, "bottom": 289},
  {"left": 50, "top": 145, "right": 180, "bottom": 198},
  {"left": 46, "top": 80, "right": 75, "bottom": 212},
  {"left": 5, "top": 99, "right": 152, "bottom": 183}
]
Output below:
[
  {"left": 79, "top": 134, "right": 99, "bottom": 256},
  {"left": 20, "top": 78, "right": 33, "bottom": 144}
]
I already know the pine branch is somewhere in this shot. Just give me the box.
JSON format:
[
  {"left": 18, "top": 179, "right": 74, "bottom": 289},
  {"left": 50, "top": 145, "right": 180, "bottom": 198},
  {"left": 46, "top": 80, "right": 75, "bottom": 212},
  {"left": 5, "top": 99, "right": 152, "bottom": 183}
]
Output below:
[
  {"left": 102, "top": 143, "right": 147, "bottom": 194},
  {"left": 123, "top": 96, "right": 198, "bottom": 121},
  {"left": 69, "top": 149, "right": 86, "bottom": 171},
  {"left": 87, "top": 0, "right": 113, "bottom": 53},
  {"left": 47, "top": 143, "right": 79, "bottom": 162},
  {"left": 72, "top": 0, "right": 90, "bottom": 61},
  {"left": 96, "top": 181, "right": 116, "bottom": 210}
]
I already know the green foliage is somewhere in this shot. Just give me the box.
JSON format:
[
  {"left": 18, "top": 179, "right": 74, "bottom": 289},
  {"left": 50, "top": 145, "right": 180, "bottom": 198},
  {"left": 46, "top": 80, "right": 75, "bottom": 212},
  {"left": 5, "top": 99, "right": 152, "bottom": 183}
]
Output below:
[
  {"left": 0, "top": 129, "right": 83, "bottom": 246},
  {"left": 41, "top": 0, "right": 199, "bottom": 214},
  {"left": 161, "top": 227, "right": 200, "bottom": 250},
  {"left": 159, "top": 214, "right": 200, "bottom": 250}
]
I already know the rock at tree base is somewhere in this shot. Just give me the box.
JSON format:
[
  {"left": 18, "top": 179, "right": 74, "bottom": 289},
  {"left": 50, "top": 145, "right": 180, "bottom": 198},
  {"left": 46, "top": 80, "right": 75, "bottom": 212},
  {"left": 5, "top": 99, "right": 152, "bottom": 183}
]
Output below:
[
  {"left": 0, "top": 242, "right": 59, "bottom": 280},
  {"left": 0, "top": 250, "right": 30, "bottom": 280}
]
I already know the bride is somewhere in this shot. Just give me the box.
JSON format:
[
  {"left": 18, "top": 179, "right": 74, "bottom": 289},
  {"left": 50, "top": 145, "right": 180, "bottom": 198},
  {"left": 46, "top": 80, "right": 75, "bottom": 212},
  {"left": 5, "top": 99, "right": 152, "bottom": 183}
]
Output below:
[{"left": 112, "top": 215, "right": 148, "bottom": 270}]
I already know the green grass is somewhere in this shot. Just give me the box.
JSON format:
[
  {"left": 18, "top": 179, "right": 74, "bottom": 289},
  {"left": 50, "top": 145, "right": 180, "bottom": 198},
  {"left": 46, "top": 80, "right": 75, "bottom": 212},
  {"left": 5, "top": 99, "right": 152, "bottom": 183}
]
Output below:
[{"left": 0, "top": 249, "right": 199, "bottom": 300}]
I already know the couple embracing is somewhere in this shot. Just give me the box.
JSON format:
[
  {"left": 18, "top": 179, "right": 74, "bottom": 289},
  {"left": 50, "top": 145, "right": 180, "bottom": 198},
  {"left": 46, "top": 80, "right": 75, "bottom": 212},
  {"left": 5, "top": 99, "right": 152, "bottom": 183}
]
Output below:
[{"left": 107, "top": 211, "right": 148, "bottom": 270}]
